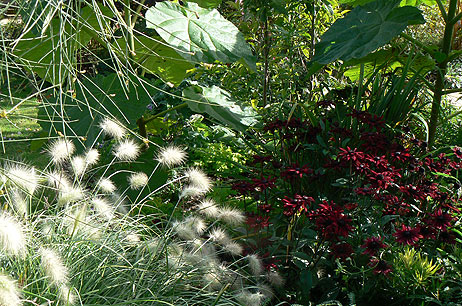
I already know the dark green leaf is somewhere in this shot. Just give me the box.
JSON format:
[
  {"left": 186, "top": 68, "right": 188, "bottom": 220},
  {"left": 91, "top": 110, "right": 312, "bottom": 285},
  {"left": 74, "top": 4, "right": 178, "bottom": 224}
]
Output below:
[
  {"left": 182, "top": 84, "right": 260, "bottom": 132},
  {"left": 313, "top": 0, "right": 425, "bottom": 65},
  {"left": 146, "top": 2, "right": 256, "bottom": 70}
]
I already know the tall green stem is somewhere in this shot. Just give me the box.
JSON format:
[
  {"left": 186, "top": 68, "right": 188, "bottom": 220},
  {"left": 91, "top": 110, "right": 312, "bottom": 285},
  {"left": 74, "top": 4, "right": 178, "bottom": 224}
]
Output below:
[{"left": 428, "top": 0, "right": 458, "bottom": 147}]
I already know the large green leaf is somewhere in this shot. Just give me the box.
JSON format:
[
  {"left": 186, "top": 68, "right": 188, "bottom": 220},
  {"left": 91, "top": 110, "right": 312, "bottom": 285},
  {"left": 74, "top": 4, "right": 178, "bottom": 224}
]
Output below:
[
  {"left": 13, "top": 4, "right": 112, "bottom": 84},
  {"left": 312, "top": 0, "right": 425, "bottom": 65},
  {"left": 182, "top": 84, "right": 260, "bottom": 132},
  {"left": 38, "top": 73, "right": 155, "bottom": 148},
  {"left": 339, "top": 0, "right": 437, "bottom": 5},
  {"left": 145, "top": 2, "right": 256, "bottom": 70},
  {"left": 186, "top": 0, "right": 223, "bottom": 8},
  {"left": 113, "top": 35, "right": 194, "bottom": 86}
]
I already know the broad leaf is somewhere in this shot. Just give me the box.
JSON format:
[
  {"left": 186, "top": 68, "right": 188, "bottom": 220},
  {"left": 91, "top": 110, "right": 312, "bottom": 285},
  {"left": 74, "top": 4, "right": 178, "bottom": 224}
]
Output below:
[
  {"left": 186, "top": 0, "right": 223, "bottom": 8},
  {"left": 182, "top": 84, "right": 260, "bottom": 132},
  {"left": 339, "top": 0, "right": 437, "bottom": 6},
  {"left": 146, "top": 2, "right": 256, "bottom": 70},
  {"left": 313, "top": 0, "right": 425, "bottom": 65},
  {"left": 113, "top": 35, "right": 194, "bottom": 86},
  {"left": 38, "top": 73, "right": 155, "bottom": 149}
]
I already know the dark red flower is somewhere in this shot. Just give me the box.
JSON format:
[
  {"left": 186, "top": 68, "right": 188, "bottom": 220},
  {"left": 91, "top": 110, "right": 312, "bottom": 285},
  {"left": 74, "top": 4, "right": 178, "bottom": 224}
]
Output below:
[
  {"left": 281, "top": 164, "right": 312, "bottom": 180},
  {"left": 453, "top": 146, "right": 462, "bottom": 159},
  {"left": 428, "top": 209, "right": 454, "bottom": 230},
  {"left": 361, "top": 236, "right": 387, "bottom": 256},
  {"left": 369, "top": 259, "right": 392, "bottom": 276},
  {"left": 246, "top": 213, "right": 270, "bottom": 230},
  {"left": 331, "top": 242, "right": 354, "bottom": 260},
  {"left": 344, "top": 202, "right": 358, "bottom": 210},
  {"left": 338, "top": 147, "right": 365, "bottom": 164},
  {"left": 252, "top": 176, "right": 276, "bottom": 191},
  {"left": 367, "top": 171, "right": 395, "bottom": 190},
  {"left": 393, "top": 225, "right": 422, "bottom": 245},
  {"left": 282, "top": 195, "right": 314, "bottom": 217},
  {"left": 417, "top": 225, "right": 437, "bottom": 240},
  {"left": 310, "top": 201, "right": 353, "bottom": 240},
  {"left": 250, "top": 155, "right": 272, "bottom": 165},
  {"left": 231, "top": 180, "right": 254, "bottom": 195},
  {"left": 439, "top": 230, "right": 456, "bottom": 244}
]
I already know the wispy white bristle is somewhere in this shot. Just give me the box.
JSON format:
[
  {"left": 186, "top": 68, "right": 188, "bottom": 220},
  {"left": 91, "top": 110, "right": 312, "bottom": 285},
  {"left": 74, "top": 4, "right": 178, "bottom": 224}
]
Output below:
[
  {"left": 248, "top": 254, "right": 263, "bottom": 276},
  {"left": 98, "top": 178, "right": 116, "bottom": 193},
  {"left": 209, "top": 228, "right": 231, "bottom": 245},
  {"left": 185, "top": 168, "right": 212, "bottom": 191},
  {"left": 47, "top": 171, "right": 71, "bottom": 190},
  {"left": 128, "top": 172, "right": 148, "bottom": 189},
  {"left": 100, "top": 118, "right": 126, "bottom": 139},
  {"left": 235, "top": 290, "right": 264, "bottom": 306},
  {"left": 91, "top": 197, "right": 114, "bottom": 220},
  {"left": 70, "top": 156, "right": 86, "bottom": 176},
  {"left": 157, "top": 146, "right": 187, "bottom": 168},
  {"left": 223, "top": 241, "right": 243, "bottom": 256},
  {"left": 267, "top": 269, "right": 285, "bottom": 287},
  {"left": 197, "top": 199, "right": 220, "bottom": 219},
  {"left": 6, "top": 164, "right": 39, "bottom": 195},
  {"left": 185, "top": 216, "right": 207, "bottom": 236},
  {"left": 113, "top": 139, "right": 140, "bottom": 161},
  {"left": 48, "top": 138, "right": 75, "bottom": 164},
  {"left": 180, "top": 185, "right": 208, "bottom": 199},
  {"left": 218, "top": 207, "right": 245, "bottom": 226},
  {"left": 172, "top": 217, "right": 206, "bottom": 241},
  {"left": 39, "top": 248, "right": 69, "bottom": 285},
  {"left": 58, "top": 285, "right": 76, "bottom": 305},
  {"left": 58, "top": 185, "right": 85, "bottom": 205},
  {"left": 0, "top": 273, "right": 21, "bottom": 306},
  {"left": 0, "top": 214, "right": 26, "bottom": 257},
  {"left": 9, "top": 189, "right": 28, "bottom": 218},
  {"left": 85, "top": 148, "right": 100, "bottom": 166}
]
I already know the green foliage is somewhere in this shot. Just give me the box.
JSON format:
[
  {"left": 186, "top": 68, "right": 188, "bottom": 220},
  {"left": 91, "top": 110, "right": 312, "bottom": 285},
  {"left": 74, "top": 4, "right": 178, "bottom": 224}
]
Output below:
[
  {"left": 313, "top": 0, "right": 425, "bottom": 65},
  {"left": 186, "top": 0, "right": 223, "bottom": 9},
  {"left": 146, "top": 1, "right": 257, "bottom": 70},
  {"left": 182, "top": 83, "right": 260, "bottom": 132}
]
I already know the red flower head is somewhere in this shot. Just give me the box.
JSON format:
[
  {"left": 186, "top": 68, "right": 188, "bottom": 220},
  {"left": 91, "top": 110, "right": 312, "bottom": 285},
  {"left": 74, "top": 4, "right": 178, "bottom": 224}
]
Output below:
[
  {"left": 393, "top": 225, "right": 422, "bottom": 245},
  {"left": 429, "top": 209, "right": 454, "bottom": 230},
  {"left": 231, "top": 180, "right": 254, "bottom": 195},
  {"left": 331, "top": 242, "right": 354, "bottom": 261},
  {"left": 310, "top": 201, "right": 353, "bottom": 240},
  {"left": 361, "top": 236, "right": 387, "bottom": 256},
  {"left": 453, "top": 146, "right": 462, "bottom": 159},
  {"left": 282, "top": 195, "right": 314, "bottom": 217},
  {"left": 281, "top": 164, "right": 313, "bottom": 180},
  {"left": 369, "top": 259, "right": 393, "bottom": 276},
  {"left": 439, "top": 230, "right": 457, "bottom": 244},
  {"left": 246, "top": 213, "right": 270, "bottom": 230},
  {"left": 252, "top": 176, "right": 276, "bottom": 191},
  {"left": 417, "top": 225, "right": 437, "bottom": 240},
  {"left": 338, "top": 147, "right": 365, "bottom": 164}
]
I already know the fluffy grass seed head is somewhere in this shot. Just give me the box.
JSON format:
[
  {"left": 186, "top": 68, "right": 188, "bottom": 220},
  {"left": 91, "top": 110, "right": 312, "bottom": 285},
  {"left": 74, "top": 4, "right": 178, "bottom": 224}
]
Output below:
[
  {"left": 48, "top": 138, "right": 75, "bottom": 164},
  {"left": 58, "top": 285, "right": 76, "bottom": 305},
  {"left": 58, "top": 185, "right": 85, "bottom": 206},
  {"left": 218, "top": 207, "right": 245, "bottom": 226},
  {"left": 156, "top": 146, "right": 187, "bottom": 168},
  {"left": 91, "top": 197, "right": 114, "bottom": 221},
  {"left": 47, "top": 171, "right": 71, "bottom": 190},
  {"left": 98, "top": 177, "right": 116, "bottom": 193},
  {"left": 180, "top": 185, "right": 208, "bottom": 199},
  {"left": 266, "top": 269, "right": 285, "bottom": 287},
  {"left": 172, "top": 220, "right": 198, "bottom": 241},
  {"left": 9, "top": 189, "right": 28, "bottom": 218},
  {"left": 235, "top": 290, "right": 264, "bottom": 306},
  {"left": 113, "top": 139, "right": 140, "bottom": 161},
  {"left": 197, "top": 199, "right": 220, "bottom": 219},
  {"left": 0, "top": 214, "right": 26, "bottom": 257},
  {"left": 185, "top": 168, "right": 212, "bottom": 191},
  {"left": 39, "top": 247, "right": 69, "bottom": 286},
  {"left": 5, "top": 164, "right": 39, "bottom": 195},
  {"left": 128, "top": 172, "right": 148, "bottom": 189},
  {"left": 100, "top": 118, "right": 126, "bottom": 139},
  {"left": 209, "top": 227, "right": 231, "bottom": 245},
  {"left": 223, "top": 240, "right": 243, "bottom": 256},
  {"left": 70, "top": 156, "right": 86, "bottom": 176},
  {"left": 0, "top": 273, "right": 21, "bottom": 306},
  {"left": 85, "top": 148, "right": 100, "bottom": 166},
  {"left": 248, "top": 254, "right": 263, "bottom": 276}
]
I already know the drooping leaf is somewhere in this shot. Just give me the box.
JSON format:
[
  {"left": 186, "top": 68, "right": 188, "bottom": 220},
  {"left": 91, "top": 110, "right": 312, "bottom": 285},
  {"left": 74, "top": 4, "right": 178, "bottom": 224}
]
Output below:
[
  {"left": 37, "top": 73, "right": 155, "bottom": 149},
  {"left": 113, "top": 35, "right": 194, "bottom": 86},
  {"left": 312, "top": 0, "right": 425, "bottom": 65},
  {"left": 182, "top": 84, "right": 260, "bottom": 132},
  {"left": 185, "top": 0, "right": 223, "bottom": 8},
  {"left": 146, "top": 2, "right": 256, "bottom": 70}
]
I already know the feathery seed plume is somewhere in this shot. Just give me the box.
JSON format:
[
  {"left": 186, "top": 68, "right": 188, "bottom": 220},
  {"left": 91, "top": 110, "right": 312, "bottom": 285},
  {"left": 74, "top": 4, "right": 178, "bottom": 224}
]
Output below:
[
  {"left": 180, "top": 185, "right": 208, "bottom": 199},
  {"left": 70, "top": 156, "right": 86, "bottom": 176},
  {"left": 6, "top": 164, "right": 39, "bottom": 195},
  {"left": 58, "top": 285, "right": 76, "bottom": 305},
  {"left": 0, "top": 214, "right": 26, "bottom": 257},
  {"left": 9, "top": 189, "right": 28, "bottom": 218},
  {"left": 85, "top": 148, "right": 100, "bottom": 166},
  {"left": 113, "top": 139, "right": 140, "bottom": 161},
  {"left": 223, "top": 241, "right": 243, "bottom": 256},
  {"left": 39, "top": 248, "right": 69, "bottom": 285},
  {"left": 185, "top": 168, "right": 212, "bottom": 191},
  {"left": 91, "top": 197, "right": 114, "bottom": 220},
  {"left": 100, "top": 118, "right": 126, "bottom": 139},
  {"left": 266, "top": 269, "right": 285, "bottom": 287},
  {"left": 128, "top": 172, "right": 148, "bottom": 189},
  {"left": 172, "top": 220, "right": 197, "bottom": 241},
  {"left": 197, "top": 199, "right": 220, "bottom": 219},
  {"left": 0, "top": 273, "right": 21, "bottom": 306},
  {"left": 209, "top": 228, "right": 231, "bottom": 245},
  {"left": 157, "top": 146, "right": 187, "bottom": 168},
  {"left": 58, "top": 185, "right": 85, "bottom": 205},
  {"left": 48, "top": 138, "right": 75, "bottom": 164},
  {"left": 248, "top": 254, "right": 263, "bottom": 276},
  {"left": 218, "top": 207, "right": 245, "bottom": 226},
  {"left": 235, "top": 290, "right": 264, "bottom": 306},
  {"left": 98, "top": 178, "right": 116, "bottom": 193},
  {"left": 47, "top": 171, "right": 71, "bottom": 190}
]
